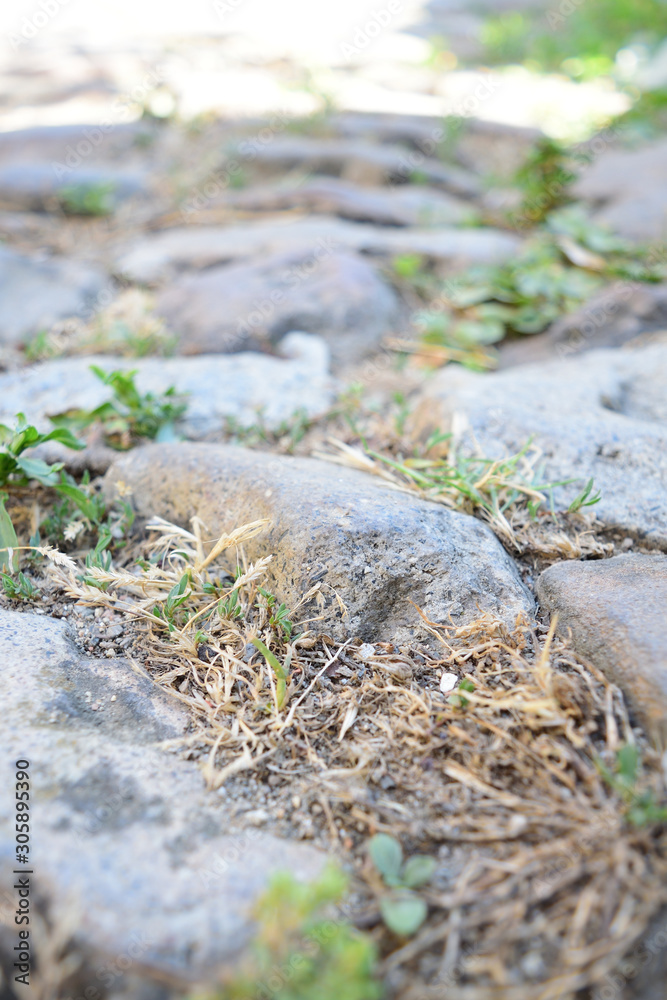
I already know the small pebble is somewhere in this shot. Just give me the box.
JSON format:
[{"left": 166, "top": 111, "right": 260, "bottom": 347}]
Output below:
[
  {"left": 357, "top": 643, "right": 376, "bottom": 660},
  {"left": 440, "top": 671, "right": 459, "bottom": 694},
  {"left": 243, "top": 809, "right": 269, "bottom": 827}
]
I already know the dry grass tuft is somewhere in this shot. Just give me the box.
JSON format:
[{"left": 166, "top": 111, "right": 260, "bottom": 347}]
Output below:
[
  {"left": 42, "top": 516, "right": 667, "bottom": 999},
  {"left": 317, "top": 436, "right": 609, "bottom": 558}
]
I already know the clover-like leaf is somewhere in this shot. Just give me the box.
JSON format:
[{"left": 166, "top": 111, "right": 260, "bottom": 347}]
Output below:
[
  {"left": 368, "top": 834, "right": 403, "bottom": 886},
  {"left": 402, "top": 855, "right": 437, "bottom": 889},
  {"left": 380, "top": 891, "right": 427, "bottom": 937}
]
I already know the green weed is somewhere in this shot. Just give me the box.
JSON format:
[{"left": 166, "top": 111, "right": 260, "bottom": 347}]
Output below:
[
  {"left": 23, "top": 329, "right": 64, "bottom": 363},
  {"left": 0, "top": 493, "right": 19, "bottom": 573},
  {"left": 2, "top": 570, "right": 40, "bottom": 601},
  {"left": 368, "top": 834, "right": 436, "bottom": 937},
  {"left": 597, "top": 744, "right": 667, "bottom": 827},
  {"left": 512, "top": 138, "right": 580, "bottom": 226},
  {"left": 0, "top": 413, "right": 83, "bottom": 488},
  {"left": 327, "top": 436, "right": 599, "bottom": 546},
  {"left": 152, "top": 572, "right": 192, "bottom": 631},
  {"left": 482, "top": 0, "right": 667, "bottom": 78},
  {"left": 59, "top": 181, "right": 117, "bottom": 216},
  {"left": 567, "top": 478, "right": 602, "bottom": 513},
  {"left": 411, "top": 207, "right": 665, "bottom": 368},
  {"left": 52, "top": 366, "right": 187, "bottom": 449},
  {"left": 251, "top": 636, "right": 291, "bottom": 709},
  {"left": 257, "top": 585, "right": 299, "bottom": 641},
  {"left": 447, "top": 676, "right": 476, "bottom": 709},
  {"left": 223, "top": 409, "right": 312, "bottom": 454},
  {"left": 200, "top": 865, "right": 380, "bottom": 1000}
]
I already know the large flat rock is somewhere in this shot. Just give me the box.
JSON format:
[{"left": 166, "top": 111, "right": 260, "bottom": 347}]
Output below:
[
  {"left": 103, "top": 443, "right": 534, "bottom": 644},
  {"left": 0, "top": 609, "right": 324, "bottom": 984},
  {"left": 0, "top": 245, "right": 106, "bottom": 346},
  {"left": 115, "top": 216, "right": 521, "bottom": 284},
  {"left": 329, "top": 113, "right": 542, "bottom": 178},
  {"left": 156, "top": 248, "right": 399, "bottom": 366},
  {"left": 537, "top": 554, "right": 667, "bottom": 746},
  {"left": 234, "top": 136, "right": 481, "bottom": 197},
  {"left": 0, "top": 333, "right": 334, "bottom": 438},
  {"left": 0, "top": 163, "right": 148, "bottom": 212},
  {"left": 0, "top": 124, "right": 153, "bottom": 167},
  {"left": 411, "top": 342, "right": 667, "bottom": 549},
  {"left": 212, "top": 176, "right": 474, "bottom": 227}
]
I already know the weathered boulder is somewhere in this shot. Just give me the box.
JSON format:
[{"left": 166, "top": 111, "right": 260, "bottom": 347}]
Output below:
[
  {"left": 0, "top": 333, "right": 333, "bottom": 438},
  {"left": 103, "top": 443, "right": 534, "bottom": 643},
  {"left": 116, "top": 216, "right": 521, "bottom": 284},
  {"left": 537, "top": 554, "right": 667, "bottom": 746},
  {"left": 329, "top": 113, "right": 541, "bottom": 178},
  {"left": 156, "top": 248, "right": 399, "bottom": 365},
  {"left": 0, "top": 163, "right": 148, "bottom": 212},
  {"left": 572, "top": 138, "right": 667, "bottom": 243},
  {"left": 219, "top": 177, "right": 475, "bottom": 227},
  {"left": 411, "top": 342, "right": 667, "bottom": 549},
  {"left": 0, "top": 245, "right": 106, "bottom": 346},
  {"left": 0, "top": 123, "right": 153, "bottom": 166},
  {"left": 0, "top": 609, "right": 324, "bottom": 986},
  {"left": 234, "top": 136, "right": 480, "bottom": 197}
]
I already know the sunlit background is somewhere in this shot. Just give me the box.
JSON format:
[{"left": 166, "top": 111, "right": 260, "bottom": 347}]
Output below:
[{"left": 4, "top": 0, "right": 667, "bottom": 139}]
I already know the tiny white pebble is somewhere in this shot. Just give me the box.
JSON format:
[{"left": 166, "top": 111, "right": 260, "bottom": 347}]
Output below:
[
  {"left": 440, "top": 672, "right": 459, "bottom": 694},
  {"left": 357, "top": 643, "right": 376, "bottom": 661}
]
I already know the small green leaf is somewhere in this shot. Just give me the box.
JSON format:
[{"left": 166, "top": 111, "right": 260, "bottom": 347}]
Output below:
[
  {"left": 251, "top": 637, "right": 287, "bottom": 680},
  {"left": 380, "top": 891, "right": 427, "bottom": 936},
  {"left": 41, "top": 426, "right": 85, "bottom": 450},
  {"left": 0, "top": 494, "right": 19, "bottom": 573},
  {"left": 368, "top": 834, "right": 403, "bottom": 884},
  {"left": 251, "top": 637, "right": 289, "bottom": 708},
  {"left": 55, "top": 483, "right": 102, "bottom": 523},
  {"left": 402, "top": 855, "right": 437, "bottom": 889},
  {"left": 15, "top": 455, "right": 64, "bottom": 486},
  {"left": 617, "top": 744, "right": 640, "bottom": 786},
  {"left": 567, "top": 477, "right": 602, "bottom": 512}
]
